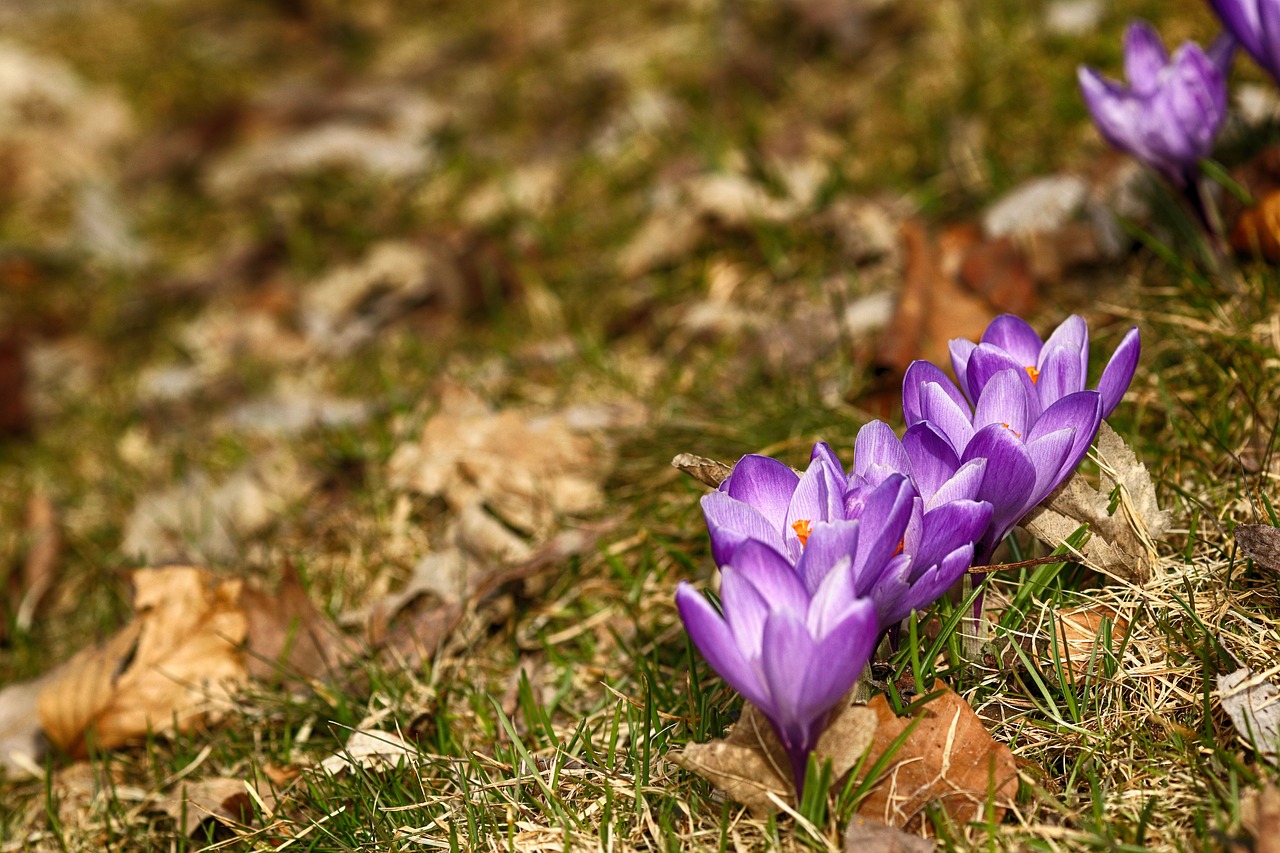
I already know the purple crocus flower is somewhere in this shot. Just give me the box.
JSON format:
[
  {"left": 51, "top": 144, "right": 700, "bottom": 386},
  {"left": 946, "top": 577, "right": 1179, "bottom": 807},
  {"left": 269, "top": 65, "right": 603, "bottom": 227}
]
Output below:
[
  {"left": 1077, "top": 21, "right": 1230, "bottom": 188},
  {"left": 948, "top": 314, "right": 1141, "bottom": 420},
  {"left": 677, "top": 476, "right": 909, "bottom": 792},
  {"left": 901, "top": 364, "right": 1102, "bottom": 562},
  {"left": 1208, "top": 0, "right": 1280, "bottom": 83}
]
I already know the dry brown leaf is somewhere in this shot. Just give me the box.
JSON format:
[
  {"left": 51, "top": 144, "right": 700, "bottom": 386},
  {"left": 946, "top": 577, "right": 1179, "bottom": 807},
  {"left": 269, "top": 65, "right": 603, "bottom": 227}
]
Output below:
[
  {"left": 0, "top": 330, "right": 28, "bottom": 438},
  {"left": 1231, "top": 190, "right": 1280, "bottom": 261},
  {"left": 1236, "top": 524, "right": 1280, "bottom": 574},
  {"left": 876, "top": 220, "right": 996, "bottom": 375},
  {"left": 238, "top": 561, "right": 349, "bottom": 683},
  {"left": 1241, "top": 784, "right": 1280, "bottom": 853},
  {"left": 1020, "top": 421, "right": 1168, "bottom": 582},
  {"left": 844, "top": 816, "right": 936, "bottom": 853},
  {"left": 158, "top": 777, "right": 275, "bottom": 838},
  {"left": 1217, "top": 667, "right": 1280, "bottom": 761},
  {"left": 388, "top": 384, "right": 611, "bottom": 557},
  {"left": 857, "top": 682, "right": 1018, "bottom": 835},
  {"left": 1040, "top": 603, "right": 1130, "bottom": 680},
  {"left": 38, "top": 566, "right": 248, "bottom": 756},
  {"left": 670, "top": 453, "right": 733, "bottom": 489},
  {"left": 674, "top": 695, "right": 878, "bottom": 816}
]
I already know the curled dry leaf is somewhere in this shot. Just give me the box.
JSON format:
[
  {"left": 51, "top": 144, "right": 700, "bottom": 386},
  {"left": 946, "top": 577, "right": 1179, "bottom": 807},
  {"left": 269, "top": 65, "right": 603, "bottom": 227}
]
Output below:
[
  {"left": 388, "top": 383, "right": 611, "bottom": 561},
  {"left": 670, "top": 453, "right": 733, "bottom": 489},
  {"left": 0, "top": 674, "right": 51, "bottom": 774},
  {"left": 1236, "top": 524, "right": 1280, "bottom": 575},
  {"left": 1217, "top": 667, "right": 1280, "bottom": 761},
  {"left": 674, "top": 695, "right": 877, "bottom": 816},
  {"left": 159, "top": 777, "right": 276, "bottom": 838},
  {"left": 38, "top": 566, "right": 248, "bottom": 756},
  {"left": 1240, "top": 784, "right": 1280, "bottom": 853},
  {"left": 237, "top": 561, "right": 349, "bottom": 683},
  {"left": 1021, "top": 421, "right": 1168, "bottom": 582},
  {"left": 857, "top": 683, "right": 1017, "bottom": 835}
]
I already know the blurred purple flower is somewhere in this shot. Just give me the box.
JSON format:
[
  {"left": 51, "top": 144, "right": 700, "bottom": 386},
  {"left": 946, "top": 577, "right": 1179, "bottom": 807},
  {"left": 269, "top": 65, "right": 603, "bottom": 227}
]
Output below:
[
  {"left": 947, "top": 314, "right": 1141, "bottom": 420},
  {"left": 1208, "top": 0, "right": 1280, "bottom": 82},
  {"left": 1078, "top": 21, "right": 1230, "bottom": 187}
]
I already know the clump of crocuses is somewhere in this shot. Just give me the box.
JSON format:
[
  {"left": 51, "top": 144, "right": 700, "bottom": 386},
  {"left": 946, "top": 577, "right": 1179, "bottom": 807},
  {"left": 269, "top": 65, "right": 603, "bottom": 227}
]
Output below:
[{"left": 677, "top": 314, "right": 1139, "bottom": 794}]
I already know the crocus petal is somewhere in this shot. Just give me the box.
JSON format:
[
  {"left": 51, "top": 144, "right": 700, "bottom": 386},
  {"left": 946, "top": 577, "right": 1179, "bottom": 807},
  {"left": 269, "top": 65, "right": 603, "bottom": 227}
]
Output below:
[
  {"left": 885, "top": 545, "right": 977, "bottom": 625},
  {"left": 723, "top": 455, "right": 799, "bottom": 528},
  {"left": 1164, "top": 43, "right": 1227, "bottom": 162},
  {"left": 850, "top": 475, "right": 914, "bottom": 586},
  {"left": 701, "top": 491, "right": 784, "bottom": 567},
  {"left": 676, "top": 583, "right": 770, "bottom": 711},
  {"left": 853, "top": 420, "right": 910, "bottom": 480},
  {"left": 902, "top": 361, "right": 968, "bottom": 426},
  {"left": 1207, "top": 31, "right": 1238, "bottom": 79},
  {"left": 1024, "top": 427, "right": 1077, "bottom": 504},
  {"left": 760, "top": 612, "right": 820, "bottom": 733},
  {"left": 1039, "top": 314, "right": 1089, "bottom": 381},
  {"left": 1037, "top": 343, "right": 1084, "bottom": 406},
  {"left": 980, "top": 314, "right": 1044, "bottom": 367},
  {"left": 902, "top": 422, "right": 962, "bottom": 500},
  {"left": 802, "top": 600, "right": 877, "bottom": 713},
  {"left": 1211, "top": 0, "right": 1264, "bottom": 63},
  {"left": 965, "top": 345, "right": 1040, "bottom": 417},
  {"left": 724, "top": 539, "right": 811, "bottom": 617},
  {"left": 785, "top": 458, "right": 843, "bottom": 557},
  {"left": 796, "top": 520, "right": 861, "bottom": 596},
  {"left": 973, "top": 368, "right": 1031, "bottom": 437},
  {"left": 912, "top": 500, "right": 993, "bottom": 570},
  {"left": 928, "top": 457, "right": 987, "bottom": 508},
  {"left": 961, "top": 424, "right": 1038, "bottom": 553},
  {"left": 1097, "top": 327, "right": 1140, "bottom": 417},
  {"left": 810, "top": 441, "right": 846, "bottom": 479},
  {"left": 1079, "top": 66, "right": 1149, "bottom": 162},
  {"left": 1258, "top": 0, "right": 1280, "bottom": 80},
  {"left": 919, "top": 381, "right": 976, "bottom": 451},
  {"left": 720, "top": 567, "right": 772, "bottom": 662},
  {"left": 1124, "top": 21, "right": 1171, "bottom": 96},
  {"left": 1028, "top": 390, "right": 1103, "bottom": 482},
  {"left": 949, "top": 338, "right": 978, "bottom": 403},
  {"left": 806, "top": 555, "right": 859, "bottom": 637}
]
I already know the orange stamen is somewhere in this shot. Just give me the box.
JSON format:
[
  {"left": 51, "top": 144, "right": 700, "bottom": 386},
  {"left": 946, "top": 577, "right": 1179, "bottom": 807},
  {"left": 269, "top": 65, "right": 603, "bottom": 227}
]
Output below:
[
  {"left": 791, "top": 519, "right": 813, "bottom": 547},
  {"left": 893, "top": 538, "right": 905, "bottom": 557},
  {"left": 1025, "top": 365, "right": 1040, "bottom": 385},
  {"left": 1001, "top": 422, "right": 1023, "bottom": 439}
]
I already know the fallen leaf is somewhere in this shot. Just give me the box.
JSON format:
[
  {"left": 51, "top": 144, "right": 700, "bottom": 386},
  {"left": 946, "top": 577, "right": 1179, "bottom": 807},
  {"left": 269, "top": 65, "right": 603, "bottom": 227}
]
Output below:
[
  {"left": 670, "top": 453, "right": 733, "bottom": 489},
  {"left": 237, "top": 561, "right": 350, "bottom": 683},
  {"left": 387, "top": 384, "right": 611, "bottom": 556},
  {"left": 121, "top": 449, "right": 318, "bottom": 563},
  {"left": 1240, "top": 784, "right": 1280, "bottom": 853},
  {"left": 1231, "top": 190, "right": 1280, "bottom": 261},
  {"left": 857, "top": 682, "right": 1018, "bottom": 835},
  {"left": 843, "top": 816, "right": 935, "bottom": 853},
  {"left": 38, "top": 566, "right": 248, "bottom": 756},
  {"left": 158, "top": 777, "right": 275, "bottom": 838},
  {"left": 0, "top": 330, "right": 28, "bottom": 438},
  {"left": 318, "top": 728, "right": 419, "bottom": 775},
  {"left": 1021, "top": 421, "right": 1169, "bottom": 582},
  {"left": 0, "top": 674, "right": 51, "bottom": 774},
  {"left": 674, "top": 695, "right": 878, "bottom": 816},
  {"left": 876, "top": 220, "right": 995, "bottom": 375},
  {"left": 224, "top": 385, "right": 370, "bottom": 436},
  {"left": 1236, "top": 524, "right": 1280, "bottom": 574},
  {"left": 1217, "top": 667, "right": 1280, "bottom": 761},
  {"left": 1040, "top": 603, "right": 1130, "bottom": 679}
]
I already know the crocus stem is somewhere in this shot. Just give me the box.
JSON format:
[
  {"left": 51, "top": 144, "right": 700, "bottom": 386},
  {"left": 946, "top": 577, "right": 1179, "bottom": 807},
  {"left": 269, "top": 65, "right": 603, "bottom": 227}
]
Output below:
[
  {"left": 886, "top": 622, "right": 902, "bottom": 654},
  {"left": 1184, "top": 170, "right": 1228, "bottom": 269}
]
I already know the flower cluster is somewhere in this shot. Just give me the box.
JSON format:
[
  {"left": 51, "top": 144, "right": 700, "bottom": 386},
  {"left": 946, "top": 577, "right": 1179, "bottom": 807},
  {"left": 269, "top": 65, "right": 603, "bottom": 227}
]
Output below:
[{"left": 678, "top": 314, "right": 1139, "bottom": 792}]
